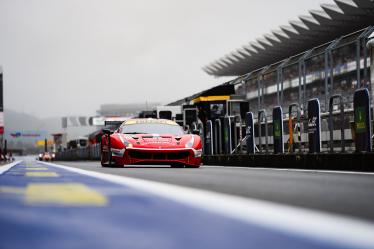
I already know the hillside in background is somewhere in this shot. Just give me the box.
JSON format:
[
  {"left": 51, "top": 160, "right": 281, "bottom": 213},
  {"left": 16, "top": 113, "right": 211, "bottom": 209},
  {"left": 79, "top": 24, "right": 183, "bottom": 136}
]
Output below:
[
  {"left": 4, "top": 109, "right": 61, "bottom": 134},
  {"left": 4, "top": 109, "right": 95, "bottom": 153}
]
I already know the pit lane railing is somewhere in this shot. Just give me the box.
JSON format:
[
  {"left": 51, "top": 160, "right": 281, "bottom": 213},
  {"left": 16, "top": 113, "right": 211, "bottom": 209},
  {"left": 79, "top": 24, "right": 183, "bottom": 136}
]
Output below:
[
  {"left": 55, "top": 89, "right": 372, "bottom": 161},
  {"left": 203, "top": 89, "right": 372, "bottom": 156}
]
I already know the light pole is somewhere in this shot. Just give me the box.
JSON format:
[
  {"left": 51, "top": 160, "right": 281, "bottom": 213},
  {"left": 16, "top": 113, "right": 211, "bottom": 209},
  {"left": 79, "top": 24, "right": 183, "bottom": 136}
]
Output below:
[
  {"left": 0, "top": 67, "right": 4, "bottom": 150},
  {"left": 366, "top": 31, "right": 374, "bottom": 106}
]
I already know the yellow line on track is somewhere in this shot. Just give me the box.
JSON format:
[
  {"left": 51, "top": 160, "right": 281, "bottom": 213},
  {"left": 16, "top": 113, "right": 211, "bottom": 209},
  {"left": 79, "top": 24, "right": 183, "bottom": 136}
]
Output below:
[
  {"left": 25, "top": 167, "right": 48, "bottom": 170},
  {"left": 25, "top": 172, "right": 59, "bottom": 177},
  {"left": 25, "top": 183, "right": 107, "bottom": 206}
]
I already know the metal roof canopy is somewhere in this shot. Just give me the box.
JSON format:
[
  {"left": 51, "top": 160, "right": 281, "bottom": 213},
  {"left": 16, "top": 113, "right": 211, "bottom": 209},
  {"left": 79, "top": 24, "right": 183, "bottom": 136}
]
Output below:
[
  {"left": 203, "top": 0, "right": 374, "bottom": 77},
  {"left": 168, "top": 81, "right": 236, "bottom": 106},
  {"left": 171, "top": 27, "right": 371, "bottom": 106}
]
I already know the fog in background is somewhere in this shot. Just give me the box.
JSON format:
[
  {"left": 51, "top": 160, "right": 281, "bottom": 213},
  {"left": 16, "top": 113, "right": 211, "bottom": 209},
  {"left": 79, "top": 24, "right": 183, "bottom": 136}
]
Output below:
[{"left": 0, "top": 0, "right": 333, "bottom": 119}]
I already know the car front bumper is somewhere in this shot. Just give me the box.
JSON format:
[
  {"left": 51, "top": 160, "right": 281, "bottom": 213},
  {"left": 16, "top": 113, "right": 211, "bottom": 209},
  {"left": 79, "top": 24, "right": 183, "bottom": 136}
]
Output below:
[{"left": 112, "top": 148, "right": 202, "bottom": 167}]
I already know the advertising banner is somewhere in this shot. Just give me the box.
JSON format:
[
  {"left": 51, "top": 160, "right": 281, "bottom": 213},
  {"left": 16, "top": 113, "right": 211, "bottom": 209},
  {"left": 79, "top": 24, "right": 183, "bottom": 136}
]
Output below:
[
  {"left": 307, "top": 99, "right": 321, "bottom": 153},
  {"left": 272, "top": 107, "right": 284, "bottom": 154},
  {"left": 353, "top": 88, "right": 372, "bottom": 152}
]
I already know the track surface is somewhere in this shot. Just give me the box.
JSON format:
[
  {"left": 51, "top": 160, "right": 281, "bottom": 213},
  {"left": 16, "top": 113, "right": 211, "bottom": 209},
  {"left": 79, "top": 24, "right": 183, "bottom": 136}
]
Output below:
[
  {"left": 58, "top": 161, "right": 374, "bottom": 221},
  {"left": 2, "top": 159, "right": 374, "bottom": 249},
  {"left": 2, "top": 159, "right": 367, "bottom": 249}
]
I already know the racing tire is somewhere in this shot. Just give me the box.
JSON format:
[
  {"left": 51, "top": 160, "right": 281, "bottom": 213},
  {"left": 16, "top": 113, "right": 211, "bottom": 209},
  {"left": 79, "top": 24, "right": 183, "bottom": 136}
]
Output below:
[
  {"left": 101, "top": 153, "right": 122, "bottom": 168},
  {"left": 101, "top": 161, "right": 109, "bottom": 167},
  {"left": 170, "top": 163, "right": 185, "bottom": 168},
  {"left": 100, "top": 156, "right": 107, "bottom": 167},
  {"left": 184, "top": 164, "right": 201, "bottom": 168},
  {"left": 100, "top": 140, "right": 111, "bottom": 168},
  {"left": 100, "top": 153, "right": 113, "bottom": 168}
]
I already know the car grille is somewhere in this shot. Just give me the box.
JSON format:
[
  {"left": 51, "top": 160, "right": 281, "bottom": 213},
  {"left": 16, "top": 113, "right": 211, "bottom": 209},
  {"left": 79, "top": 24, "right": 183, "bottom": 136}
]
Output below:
[{"left": 128, "top": 150, "right": 190, "bottom": 160}]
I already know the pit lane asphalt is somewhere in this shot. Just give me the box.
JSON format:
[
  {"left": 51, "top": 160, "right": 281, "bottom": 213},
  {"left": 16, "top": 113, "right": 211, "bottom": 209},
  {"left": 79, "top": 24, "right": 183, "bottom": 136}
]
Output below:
[{"left": 56, "top": 161, "right": 374, "bottom": 222}]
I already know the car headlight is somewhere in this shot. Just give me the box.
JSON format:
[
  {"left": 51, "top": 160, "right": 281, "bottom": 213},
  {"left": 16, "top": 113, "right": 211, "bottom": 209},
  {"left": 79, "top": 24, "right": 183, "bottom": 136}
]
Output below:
[
  {"left": 51, "top": 153, "right": 55, "bottom": 158},
  {"left": 39, "top": 154, "right": 43, "bottom": 157},
  {"left": 193, "top": 149, "right": 202, "bottom": 158},
  {"left": 185, "top": 136, "right": 195, "bottom": 148},
  {"left": 118, "top": 134, "right": 133, "bottom": 148},
  {"left": 111, "top": 148, "right": 125, "bottom": 157}
]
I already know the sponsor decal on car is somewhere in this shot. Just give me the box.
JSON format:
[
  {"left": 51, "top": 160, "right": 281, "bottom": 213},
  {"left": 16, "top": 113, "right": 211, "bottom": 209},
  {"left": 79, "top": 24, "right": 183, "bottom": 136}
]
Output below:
[{"left": 124, "top": 119, "right": 178, "bottom": 126}]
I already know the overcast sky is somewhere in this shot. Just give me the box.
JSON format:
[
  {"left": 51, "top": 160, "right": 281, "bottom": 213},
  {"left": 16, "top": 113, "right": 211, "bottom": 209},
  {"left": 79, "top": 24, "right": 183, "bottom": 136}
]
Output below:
[{"left": 0, "top": 0, "right": 334, "bottom": 118}]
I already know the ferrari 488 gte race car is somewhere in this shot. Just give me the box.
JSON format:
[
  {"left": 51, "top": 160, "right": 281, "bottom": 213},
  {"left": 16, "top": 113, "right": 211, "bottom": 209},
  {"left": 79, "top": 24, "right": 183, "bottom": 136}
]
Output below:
[
  {"left": 101, "top": 118, "right": 202, "bottom": 168},
  {"left": 38, "top": 152, "right": 55, "bottom": 161}
]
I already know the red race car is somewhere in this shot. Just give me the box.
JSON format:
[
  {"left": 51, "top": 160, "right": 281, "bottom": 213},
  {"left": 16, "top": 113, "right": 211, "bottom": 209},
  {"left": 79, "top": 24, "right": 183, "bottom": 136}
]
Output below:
[
  {"left": 101, "top": 118, "right": 202, "bottom": 168},
  {"left": 38, "top": 152, "right": 55, "bottom": 161}
]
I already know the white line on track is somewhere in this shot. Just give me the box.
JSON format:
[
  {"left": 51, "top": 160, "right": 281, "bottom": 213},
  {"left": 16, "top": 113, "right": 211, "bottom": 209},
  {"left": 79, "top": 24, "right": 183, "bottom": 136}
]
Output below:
[
  {"left": 41, "top": 161, "right": 374, "bottom": 249},
  {"left": 0, "top": 161, "right": 22, "bottom": 175},
  {"left": 203, "top": 165, "right": 374, "bottom": 176}
]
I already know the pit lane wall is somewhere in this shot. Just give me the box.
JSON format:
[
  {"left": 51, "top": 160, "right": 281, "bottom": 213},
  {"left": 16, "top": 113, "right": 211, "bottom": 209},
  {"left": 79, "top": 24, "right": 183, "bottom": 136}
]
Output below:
[
  {"left": 54, "top": 146, "right": 374, "bottom": 171},
  {"left": 202, "top": 153, "right": 374, "bottom": 171},
  {"left": 55, "top": 144, "right": 100, "bottom": 161}
]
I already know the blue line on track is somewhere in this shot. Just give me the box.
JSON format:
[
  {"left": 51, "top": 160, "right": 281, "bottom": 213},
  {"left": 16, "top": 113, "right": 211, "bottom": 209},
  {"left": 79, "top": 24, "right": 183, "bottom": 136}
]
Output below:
[{"left": 0, "top": 161, "right": 357, "bottom": 249}]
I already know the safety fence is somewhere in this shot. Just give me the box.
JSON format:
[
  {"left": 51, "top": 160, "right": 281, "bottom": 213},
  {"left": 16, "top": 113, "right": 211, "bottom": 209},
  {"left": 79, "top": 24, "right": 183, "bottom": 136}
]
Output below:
[
  {"left": 202, "top": 88, "right": 372, "bottom": 156},
  {"left": 242, "top": 26, "right": 374, "bottom": 117}
]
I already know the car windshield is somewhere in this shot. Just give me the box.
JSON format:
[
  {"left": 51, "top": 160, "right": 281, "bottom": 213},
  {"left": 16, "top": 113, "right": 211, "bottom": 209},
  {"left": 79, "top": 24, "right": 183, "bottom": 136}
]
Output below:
[{"left": 121, "top": 123, "right": 185, "bottom": 136}]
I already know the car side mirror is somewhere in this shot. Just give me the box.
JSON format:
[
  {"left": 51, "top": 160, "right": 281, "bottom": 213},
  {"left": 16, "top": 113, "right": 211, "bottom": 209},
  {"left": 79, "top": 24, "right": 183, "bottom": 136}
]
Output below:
[{"left": 102, "top": 129, "right": 113, "bottom": 135}]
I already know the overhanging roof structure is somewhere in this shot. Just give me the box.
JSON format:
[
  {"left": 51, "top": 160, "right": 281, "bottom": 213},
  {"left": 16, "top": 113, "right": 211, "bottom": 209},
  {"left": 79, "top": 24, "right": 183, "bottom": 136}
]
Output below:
[
  {"left": 168, "top": 82, "right": 236, "bottom": 106},
  {"left": 203, "top": 0, "right": 374, "bottom": 76}
]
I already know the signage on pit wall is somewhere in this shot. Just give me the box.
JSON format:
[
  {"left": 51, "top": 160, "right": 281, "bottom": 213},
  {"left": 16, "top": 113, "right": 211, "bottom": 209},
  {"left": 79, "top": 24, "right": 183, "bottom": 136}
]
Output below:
[
  {"left": 272, "top": 107, "right": 284, "bottom": 154},
  {"left": 355, "top": 107, "right": 366, "bottom": 133},
  {"left": 353, "top": 88, "right": 372, "bottom": 152},
  {"left": 307, "top": 99, "right": 321, "bottom": 153},
  {"left": 9, "top": 132, "right": 42, "bottom": 138},
  {"left": 36, "top": 140, "right": 54, "bottom": 146}
]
